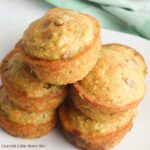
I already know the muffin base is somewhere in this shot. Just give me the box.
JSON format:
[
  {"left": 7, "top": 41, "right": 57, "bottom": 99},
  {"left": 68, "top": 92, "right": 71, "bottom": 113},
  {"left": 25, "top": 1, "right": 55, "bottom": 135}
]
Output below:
[
  {"left": 0, "top": 111, "right": 56, "bottom": 139},
  {"left": 59, "top": 104, "right": 133, "bottom": 150},
  {"left": 8, "top": 92, "right": 66, "bottom": 112},
  {"left": 71, "top": 83, "right": 142, "bottom": 117},
  {"left": 63, "top": 123, "right": 132, "bottom": 150},
  {"left": 2, "top": 78, "right": 66, "bottom": 112}
]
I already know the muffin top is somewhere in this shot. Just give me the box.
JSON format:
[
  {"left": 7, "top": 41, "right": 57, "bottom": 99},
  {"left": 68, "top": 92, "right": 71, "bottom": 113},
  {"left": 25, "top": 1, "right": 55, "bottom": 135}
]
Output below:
[
  {"left": 21, "top": 8, "right": 98, "bottom": 60},
  {"left": 62, "top": 102, "right": 135, "bottom": 135},
  {"left": 0, "top": 88, "right": 55, "bottom": 125},
  {"left": 2, "top": 51, "right": 65, "bottom": 98},
  {"left": 79, "top": 44, "right": 147, "bottom": 106}
]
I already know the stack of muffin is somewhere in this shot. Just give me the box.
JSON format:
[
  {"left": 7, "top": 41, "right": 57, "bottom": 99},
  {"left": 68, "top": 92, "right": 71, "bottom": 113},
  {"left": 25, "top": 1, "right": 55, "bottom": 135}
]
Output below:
[
  {"left": 0, "top": 9, "right": 76, "bottom": 139},
  {"left": 0, "top": 49, "right": 67, "bottom": 138},
  {"left": 59, "top": 44, "right": 147, "bottom": 150},
  {"left": 0, "top": 8, "right": 100, "bottom": 139},
  {"left": 0, "top": 8, "right": 147, "bottom": 150}
]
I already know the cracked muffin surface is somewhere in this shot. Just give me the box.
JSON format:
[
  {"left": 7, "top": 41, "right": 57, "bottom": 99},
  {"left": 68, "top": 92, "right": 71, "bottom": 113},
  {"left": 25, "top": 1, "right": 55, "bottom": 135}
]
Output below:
[
  {"left": 22, "top": 8, "right": 96, "bottom": 60},
  {"left": 79, "top": 44, "right": 146, "bottom": 106}
]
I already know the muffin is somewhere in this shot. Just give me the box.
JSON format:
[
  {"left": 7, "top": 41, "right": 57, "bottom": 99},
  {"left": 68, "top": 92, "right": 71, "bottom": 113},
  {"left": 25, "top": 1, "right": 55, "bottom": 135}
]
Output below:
[
  {"left": 59, "top": 101, "right": 135, "bottom": 150},
  {"left": 72, "top": 44, "right": 147, "bottom": 119},
  {"left": 17, "top": 8, "right": 101, "bottom": 85},
  {"left": 0, "top": 87, "right": 56, "bottom": 138},
  {"left": 1, "top": 50, "right": 66, "bottom": 112}
]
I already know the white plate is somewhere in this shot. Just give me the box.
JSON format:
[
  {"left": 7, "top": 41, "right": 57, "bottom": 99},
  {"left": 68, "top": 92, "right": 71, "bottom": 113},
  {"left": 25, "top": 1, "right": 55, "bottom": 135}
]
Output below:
[
  {"left": 0, "top": 29, "right": 150, "bottom": 150},
  {"left": 0, "top": 1, "right": 150, "bottom": 150}
]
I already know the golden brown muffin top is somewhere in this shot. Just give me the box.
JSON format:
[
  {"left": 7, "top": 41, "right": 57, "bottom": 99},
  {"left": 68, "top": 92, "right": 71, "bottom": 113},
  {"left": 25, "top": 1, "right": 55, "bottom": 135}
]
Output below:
[
  {"left": 63, "top": 102, "right": 135, "bottom": 135},
  {"left": 2, "top": 51, "right": 65, "bottom": 98},
  {"left": 0, "top": 88, "right": 55, "bottom": 125},
  {"left": 21, "top": 8, "right": 98, "bottom": 60},
  {"left": 80, "top": 44, "right": 147, "bottom": 106}
]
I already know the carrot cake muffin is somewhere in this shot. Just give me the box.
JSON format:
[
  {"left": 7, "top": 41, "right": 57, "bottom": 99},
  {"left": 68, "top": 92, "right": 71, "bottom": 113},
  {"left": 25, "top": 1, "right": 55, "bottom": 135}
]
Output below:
[
  {"left": 59, "top": 101, "right": 135, "bottom": 150},
  {"left": 1, "top": 50, "right": 66, "bottom": 112},
  {"left": 18, "top": 8, "right": 101, "bottom": 85},
  {"left": 72, "top": 44, "right": 147, "bottom": 119},
  {"left": 0, "top": 87, "right": 56, "bottom": 138}
]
